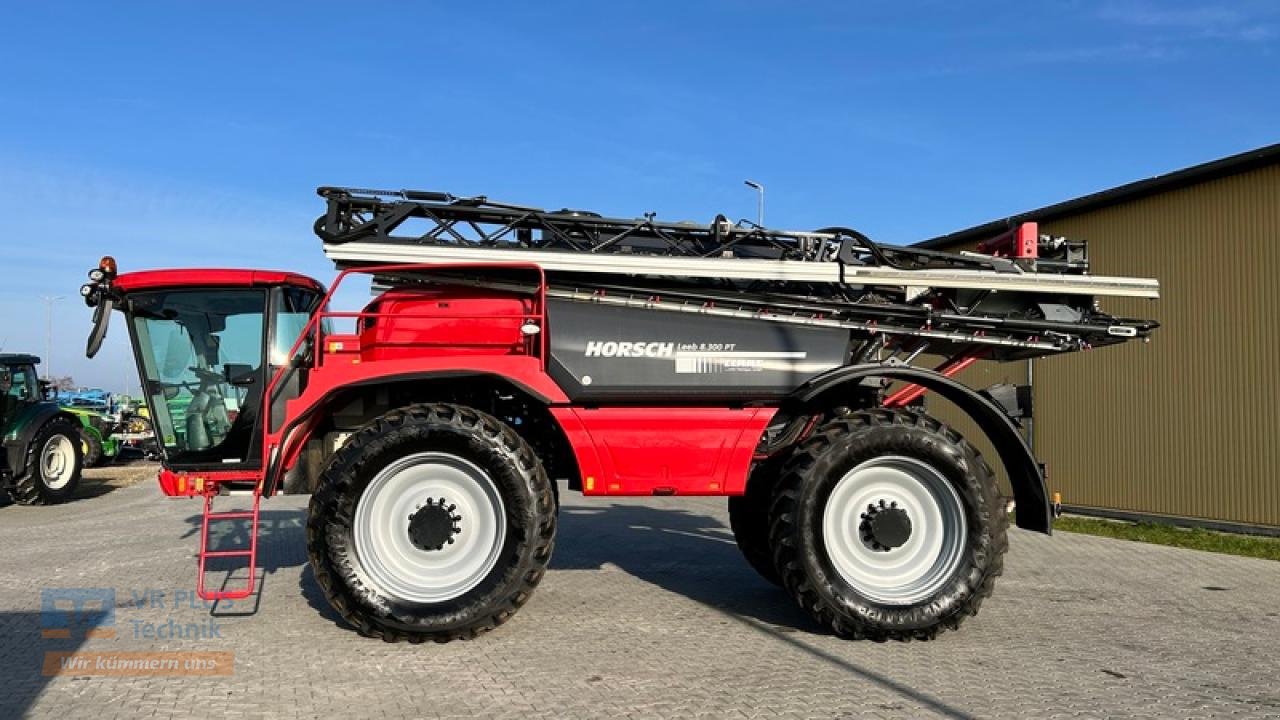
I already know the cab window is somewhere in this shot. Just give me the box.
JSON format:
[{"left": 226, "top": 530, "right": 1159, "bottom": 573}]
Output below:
[
  {"left": 271, "top": 287, "right": 323, "bottom": 367},
  {"left": 0, "top": 364, "right": 36, "bottom": 427},
  {"left": 5, "top": 366, "right": 35, "bottom": 402}
]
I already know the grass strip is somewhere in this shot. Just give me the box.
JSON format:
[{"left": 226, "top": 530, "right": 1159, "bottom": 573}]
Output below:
[{"left": 1051, "top": 515, "right": 1280, "bottom": 562}]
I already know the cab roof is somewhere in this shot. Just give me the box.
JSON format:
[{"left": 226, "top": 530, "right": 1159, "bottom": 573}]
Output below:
[
  {"left": 0, "top": 353, "right": 40, "bottom": 366},
  {"left": 113, "top": 269, "right": 325, "bottom": 293}
]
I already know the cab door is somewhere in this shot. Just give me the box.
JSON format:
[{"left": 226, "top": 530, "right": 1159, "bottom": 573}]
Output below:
[{"left": 127, "top": 289, "right": 269, "bottom": 471}]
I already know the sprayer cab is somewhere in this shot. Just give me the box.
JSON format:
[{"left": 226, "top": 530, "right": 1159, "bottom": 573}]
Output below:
[{"left": 83, "top": 264, "right": 324, "bottom": 472}]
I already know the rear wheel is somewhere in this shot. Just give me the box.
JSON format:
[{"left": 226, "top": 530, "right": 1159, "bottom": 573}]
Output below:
[
  {"left": 769, "top": 409, "right": 1006, "bottom": 640},
  {"left": 81, "top": 429, "right": 104, "bottom": 467},
  {"left": 307, "top": 403, "right": 556, "bottom": 642},
  {"left": 728, "top": 461, "right": 782, "bottom": 586},
  {"left": 10, "top": 418, "right": 83, "bottom": 505}
]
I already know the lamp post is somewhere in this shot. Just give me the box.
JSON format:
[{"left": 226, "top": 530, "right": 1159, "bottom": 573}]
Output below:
[
  {"left": 743, "top": 179, "right": 765, "bottom": 227},
  {"left": 41, "top": 295, "right": 64, "bottom": 382}
]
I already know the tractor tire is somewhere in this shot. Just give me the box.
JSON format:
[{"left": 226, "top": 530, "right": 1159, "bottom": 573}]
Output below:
[
  {"left": 81, "top": 429, "right": 104, "bottom": 467},
  {"left": 307, "top": 403, "right": 556, "bottom": 643},
  {"left": 728, "top": 460, "right": 782, "bottom": 586},
  {"left": 768, "top": 409, "right": 1006, "bottom": 641},
  {"left": 10, "top": 417, "right": 84, "bottom": 505}
]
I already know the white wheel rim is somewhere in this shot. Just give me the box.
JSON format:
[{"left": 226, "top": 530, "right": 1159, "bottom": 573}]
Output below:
[
  {"left": 41, "top": 435, "right": 76, "bottom": 490},
  {"left": 821, "top": 455, "right": 967, "bottom": 605},
  {"left": 353, "top": 452, "right": 507, "bottom": 604}
]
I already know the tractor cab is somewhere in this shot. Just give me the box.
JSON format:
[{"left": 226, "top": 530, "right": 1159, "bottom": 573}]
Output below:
[
  {"left": 83, "top": 260, "right": 324, "bottom": 472},
  {"left": 0, "top": 355, "right": 42, "bottom": 431}
]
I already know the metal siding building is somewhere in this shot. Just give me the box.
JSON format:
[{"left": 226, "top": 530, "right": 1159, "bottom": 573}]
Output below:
[{"left": 918, "top": 145, "right": 1280, "bottom": 531}]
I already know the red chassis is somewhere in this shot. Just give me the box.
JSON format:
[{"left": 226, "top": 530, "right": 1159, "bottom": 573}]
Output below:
[{"left": 118, "top": 264, "right": 775, "bottom": 501}]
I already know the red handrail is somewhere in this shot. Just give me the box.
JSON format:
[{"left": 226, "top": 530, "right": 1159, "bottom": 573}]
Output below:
[{"left": 260, "top": 261, "right": 548, "bottom": 489}]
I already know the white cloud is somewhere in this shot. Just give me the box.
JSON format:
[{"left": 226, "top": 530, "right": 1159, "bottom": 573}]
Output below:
[{"left": 1097, "top": 1, "right": 1277, "bottom": 43}]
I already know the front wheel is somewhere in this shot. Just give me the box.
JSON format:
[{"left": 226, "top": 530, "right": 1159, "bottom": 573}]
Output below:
[
  {"left": 81, "top": 429, "right": 104, "bottom": 467},
  {"left": 769, "top": 409, "right": 1006, "bottom": 640},
  {"left": 306, "top": 403, "right": 556, "bottom": 642},
  {"left": 10, "top": 418, "right": 83, "bottom": 505}
]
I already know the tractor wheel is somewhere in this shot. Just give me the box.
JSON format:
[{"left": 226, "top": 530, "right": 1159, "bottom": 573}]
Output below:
[
  {"left": 768, "top": 409, "right": 1006, "bottom": 641},
  {"left": 728, "top": 460, "right": 782, "bottom": 586},
  {"left": 10, "top": 417, "right": 84, "bottom": 505},
  {"left": 307, "top": 403, "right": 556, "bottom": 643},
  {"left": 81, "top": 429, "right": 104, "bottom": 467}
]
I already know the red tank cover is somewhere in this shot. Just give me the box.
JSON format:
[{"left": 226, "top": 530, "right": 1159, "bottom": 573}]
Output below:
[{"left": 358, "top": 287, "right": 538, "bottom": 361}]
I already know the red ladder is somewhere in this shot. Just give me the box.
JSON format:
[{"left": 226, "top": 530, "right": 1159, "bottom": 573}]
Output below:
[{"left": 196, "top": 489, "right": 261, "bottom": 601}]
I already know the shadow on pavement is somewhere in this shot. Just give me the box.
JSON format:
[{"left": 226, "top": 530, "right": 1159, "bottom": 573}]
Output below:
[
  {"left": 296, "top": 498, "right": 818, "bottom": 637},
  {"left": 551, "top": 502, "right": 980, "bottom": 720},
  {"left": 0, "top": 475, "right": 121, "bottom": 507},
  {"left": 300, "top": 565, "right": 350, "bottom": 629},
  {"left": 551, "top": 502, "right": 818, "bottom": 630},
  {"left": 179, "top": 509, "right": 309, "bottom": 619},
  {"left": 71, "top": 480, "right": 120, "bottom": 501},
  {"left": 232, "top": 497, "right": 976, "bottom": 717},
  {"left": 0, "top": 611, "right": 97, "bottom": 719}
]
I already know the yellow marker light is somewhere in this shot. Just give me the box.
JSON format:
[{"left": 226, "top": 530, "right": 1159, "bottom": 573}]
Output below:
[
  {"left": 1052, "top": 492, "right": 1062, "bottom": 505},
  {"left": 585, "top": 476, "right": 595, "bottom": 491}
]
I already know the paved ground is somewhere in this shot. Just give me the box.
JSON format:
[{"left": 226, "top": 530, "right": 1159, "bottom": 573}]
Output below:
[{"left": 1, "top": 462, "right": 1278, "bottom": 719}]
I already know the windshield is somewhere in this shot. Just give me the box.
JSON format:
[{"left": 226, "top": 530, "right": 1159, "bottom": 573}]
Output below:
[{"left": 128, "top": 289, "right": 267, "bottom": 468}]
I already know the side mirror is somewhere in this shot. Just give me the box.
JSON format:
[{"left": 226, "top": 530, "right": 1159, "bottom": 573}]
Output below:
[
  {"left": 86, "top": 296, "right": 114, "bottom": 359},
  {"left": 39, "top": 380, "right": 55, "bottom": 401}
]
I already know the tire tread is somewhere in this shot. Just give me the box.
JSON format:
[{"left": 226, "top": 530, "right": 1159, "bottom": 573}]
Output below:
[
  {"left": 306, "top": 403, "right": 556, "bottom": 643},
  {"left": 768, "top": 408, "right": 1007, "bottom": 641}
]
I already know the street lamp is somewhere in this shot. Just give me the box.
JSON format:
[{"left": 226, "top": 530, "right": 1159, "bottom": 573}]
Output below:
[
  {"left": 743, "top": 179, "right": 765, "bottom": 227},
  {"left": 41, "top": 295, "right": 64, "bottom": 382}
]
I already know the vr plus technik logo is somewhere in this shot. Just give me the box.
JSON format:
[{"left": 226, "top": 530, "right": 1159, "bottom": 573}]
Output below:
[
  {"left": 40, "top": 587, "right": 117, "bottom": 640},
  {"left": 39, "top": 586, "right": 234, "bottom": 677}
]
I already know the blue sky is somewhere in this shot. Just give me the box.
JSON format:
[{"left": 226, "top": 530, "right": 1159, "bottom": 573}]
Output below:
[{"left": 1, "top": 0, "right": 1276, "bottom": 391}]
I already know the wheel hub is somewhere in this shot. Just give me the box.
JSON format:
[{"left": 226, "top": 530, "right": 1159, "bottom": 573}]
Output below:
[
  {"left": 407, "top": 498, "right": 461, "bottom": 552},
  {"left": 354, "top": 451, "right": 507, "bottom": 604},
  {"left": 821, "top": 455, "right": 968, "bottom": 605},
  {"left": 859, "top": 500, "right": 912, "bottom": 551},
  {"left": 41, "top": 435, "right": 76, "bottom": 490}
]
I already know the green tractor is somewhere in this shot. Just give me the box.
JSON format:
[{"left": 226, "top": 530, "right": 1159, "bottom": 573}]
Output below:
[
  {"left": 0, "top": 354, "right": 83, "bottom": 504},
  {"left": 61, "top": 405, "right": 121, "bottom": 467}
]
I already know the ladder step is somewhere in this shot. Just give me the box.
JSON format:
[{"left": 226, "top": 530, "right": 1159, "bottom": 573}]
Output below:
[
  {"left": 197, "top": 490, "right": 262, "bottom": 602},
  {"left": 206, "top": 511, "right": 255, "bottom": 520},
  {"left": 202, "top": 588, "right": 255, "bottom": 601}
]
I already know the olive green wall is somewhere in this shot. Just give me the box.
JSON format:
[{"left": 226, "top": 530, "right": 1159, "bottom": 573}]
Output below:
[{"left": 930, "top": 163, "right": 1280, "bottom": 529}]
